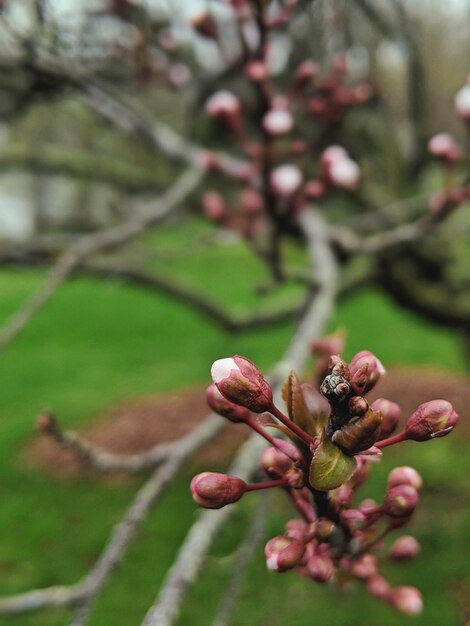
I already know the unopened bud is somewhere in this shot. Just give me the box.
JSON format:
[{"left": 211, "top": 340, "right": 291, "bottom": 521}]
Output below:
[
  {"left": 206, "top": 90, "right": 240, "bottom": 118},
  {"left": 349, "top": 350, "right": 386, "bottom": 393},
  {"left": 372, "top": 398, "right": 401, "bottom": 439},
  {"left": 190, "top": 472, "right": 247, "bottom": 509},
  {"left": 239, "top": 188, "right": 265, "bottom": 216},
  {"left": 383, "top": 484, "right": 419, "bottom": 519},
  {"left": 366, "top": 574, "right": 390, "bottom": 599},
  {"left": 389, "top": 535, "right": 421, "bottom": 560},
  {"left": 206, "top": 384, "right": 251, "bottom": 423},
  {"left": 350, "top": 554, "right": 378, "bottom": 580},
  {"left": 304, "top": 179, "right": 326, "bottom": 200},
  {"left": 387, "top": 466, "right": 423, "bottom": 491},
  {"left": 405, "top": 399, "right": 458, "bottom": 441},
  {"left": 211, "top": 356, "right": 273, "bottom": 412},
  {"left": 428, "top": 133, "right": 460, "bottom": 164},
  {"left": 202, "top": 191, "right": 226, "bottom": 221},
  {"left": 285, "top": 519, "right": 309, "bottom": 541},
  {"left": 265, "top": 536, "right": 305, "bottom": 572},
  {"left": 455, "top": 84, "right": 470, "bottom": 121},
  {"left": 387, "top": 586, "right": 423, "bottom": 615},
  {"left": 244, "top": 60, "right": 269, "bottom": 82},
  {"left": 315, "top": 519, "right": 336, "bottom": 540},
  {"left": 270, "top": 164, "right": 303, "bottom": 198},
  {"left": 293, "top": 60, "right": 318, "bottom": 91},
  {"left": 306, "top": 554, "right": 334, "bottom": 582},
  {"left": 321, "top": 146, "right": 360, "bottom": 190},
  {"left": 349, "top": 396, "right": 369, "bottom": 416},
  {"left": 260, "top": 446, "right": 293, "bottom": 478},
  {"left": 263, "top": 108, "right": 294, "bottom": 136}
]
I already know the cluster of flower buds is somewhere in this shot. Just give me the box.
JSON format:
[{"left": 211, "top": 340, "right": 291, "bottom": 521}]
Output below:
[
  {"left": 191, "top": 346, "right": 458, "bottom": 614},
  {"left": 425, "top": 72, "right": 470, "bottom": 219},
  {"left": 297, "top": 55, "right": 374, "bottom": 125},
  {"left": 190, "top": 1, "right": 371, "bottom": 246}
]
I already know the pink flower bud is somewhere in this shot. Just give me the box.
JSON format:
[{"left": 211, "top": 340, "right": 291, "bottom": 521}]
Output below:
[
  {"left": 205, "top": 91, "right": 242, "bottom": 135},
  {"left": 285, "top": 519, "right": 309, "bottom": 541},
  {"left": 348, "top": 396, "right": 369, "bottom": 416},
  {"left": 263, "top": 108, "right": 294, "bottom": 136},
  {"left": 306, "top": 554, "right": 334, "bottom": 582},
  {"left": 244, "top": 60, "right": 269, "bottom": 82},
  {"left": 350, "top": 554, "right": 378, "bottom": 580},
  {"left": 198, "top": 151, "right": 221, "bottom": 172},
  {"left": 239, "top": 189, "right": 265, "bottom": 216},
  {"left": 190, "top": 472, "right": 247, "bottom": 509},
  {"left": 206, "top": 384, "right": 251, "bottom": 423},
  {"left": 383, "top": 484, "right": 419, "bottom": 519},
  {"left": 359, "top": 498, "right": 378, "bottom": 516},
  {"left": 321, "top": 146, "right": 360, "bottom": 190},
  {"left": 387, "top": 586, "right": 423, "bottom": 615},
  {"left": 366, "top": 574, "right": 390, "bottom": 599},
  {"left": 389, "top": 535, "right": 421, "bottom": 560},
  {"left": 168, "top": 64, "right": 191, "bottom": 89},
  {"left": 455, "top": 84, "right": 470, "bottom": 121},
  {"left": 270, "top": 164, "right": 303, "bottom": 198},
  {"left": 206, "top": 90, "right": 241, "bottom": 118},
  {"left": 349, "top": 350, "right": 386, "bottom": 393},
  {"left": 190, "top": 12, "right": 217, "bottom": 39},
  {"left": 272, "top": 437, "right": 303, "bottom": 463},
  {"left": 405, "top": 399, "right": 458, "bottom": 441},
  {"left": 388, "top": 466, "right": 423, "bottom": 491},
  {"left": 260, "top": 446, "right": 293, "bottom": 478},
  {"left": 202, "top": 191, "right": 226, "bottom": 221},
  {"left": 265, "top": 536, "right": 305, "bottom": 572},
  {"left": 304, "top": 179, "right": 326, "bottom": 200},
  {"left": 372, "top": 398, "right": 402, "bottom": 439},
  {"left": 428, "top": 133, "right": 460, "bottom": 164},
  {"left": 211, "top": 356, "right": 273, "bottom": 412},
  {"left": 293, "top": 60, "right": 319, "bottom": 91},
  {"left": 311, "top": 331, "right": 345, "bottom": 357}
]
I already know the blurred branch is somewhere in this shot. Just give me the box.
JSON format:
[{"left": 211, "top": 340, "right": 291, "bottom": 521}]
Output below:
[
  {"left": 82, "top": 85, "right": 254, "bottom": 180},
  {"left": 0, "top": 142, "right": 171, "bottom": 192},
  {"left": 140, "top": 208, "right": 339, "bottom": 626},
  {"left": 0, "top": 167, "right": 203, "bottom": 354},
  {"left": 212, "top": 493, "right": 267, "bottom": 626},
  {"left": 0, "top": 412, "right": 226, "bottom": 617}
]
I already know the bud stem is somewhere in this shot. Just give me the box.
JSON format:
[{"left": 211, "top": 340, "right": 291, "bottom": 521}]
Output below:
[
  {"left": 269, "top": 404, "right": 316, "bottom": 447},
  {"left": 246, "top": 416, "right": 300, "bottom": 463},
  {"left": 375, "top": 431, "right": 408, "bottom": 449},
  {"left": 246, "top": 478, "right": 289, "bottom": 491}
]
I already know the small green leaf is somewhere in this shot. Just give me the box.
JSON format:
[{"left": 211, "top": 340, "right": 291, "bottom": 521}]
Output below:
[
  {"left": 282, "top": 371, "right": 321, "bottom": 436},
  {"left": 309, "top": 438, "right": 357, "bottom": 491}
]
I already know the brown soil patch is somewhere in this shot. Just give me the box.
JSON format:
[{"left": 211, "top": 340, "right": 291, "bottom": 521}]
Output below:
[{"left": 25, "top": 367, "right": 470, "bottom": 477}]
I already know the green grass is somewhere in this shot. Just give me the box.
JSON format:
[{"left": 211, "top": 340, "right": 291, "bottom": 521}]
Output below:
[{"left": 0, "top": 223, "right": 467, "bottom": 625}]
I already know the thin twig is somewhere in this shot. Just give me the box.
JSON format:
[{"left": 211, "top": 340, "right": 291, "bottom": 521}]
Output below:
[
  {"left": 0, "top": 167, "right": 203, "bottom": 354},
  {"left": 212, "top": 493, "right": 267, "bottom": 626}
]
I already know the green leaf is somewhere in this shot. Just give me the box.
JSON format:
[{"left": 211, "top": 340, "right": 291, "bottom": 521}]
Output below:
[
  {"left": 282, "top": 371, "right": 321, "bottom": 436},
  {"left": 309, "top": 438, "right": 357, "bottom": 491}
]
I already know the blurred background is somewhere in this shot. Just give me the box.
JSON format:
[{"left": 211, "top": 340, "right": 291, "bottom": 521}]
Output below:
[{"left": 0, "top": 1, "right": 469, "bottom": 625}]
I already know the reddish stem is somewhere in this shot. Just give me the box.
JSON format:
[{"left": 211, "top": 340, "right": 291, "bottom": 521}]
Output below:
[
  {"left": 269, "top": 404, "right": 316, "bottom": 447},
  {"left": 246, "top": 478, "right": 288, "bottom": 491},
  {"left": 375, "top": 431, "right": 408, "bottom": 449},
  {"left": 286, "top": 488, "right": 316, "bottom": 523},
  {"left": 246, "top": 416, "right": 299, "bottom": 463}
]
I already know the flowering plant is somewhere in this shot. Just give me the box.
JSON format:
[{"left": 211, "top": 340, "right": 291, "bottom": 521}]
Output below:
[{"left": 191, "top": 348, "right": 458, "bottom": 615}]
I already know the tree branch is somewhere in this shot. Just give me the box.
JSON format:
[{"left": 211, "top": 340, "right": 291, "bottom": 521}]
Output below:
[
  {"left": 0, "top": 167, "right": 203, "bottom": 354},
  {"left": 140, "top": 208, "right": 339, "bottom": 626},
  {"left": 0, "top": 412, "right": 226, "bottom": 617}
]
